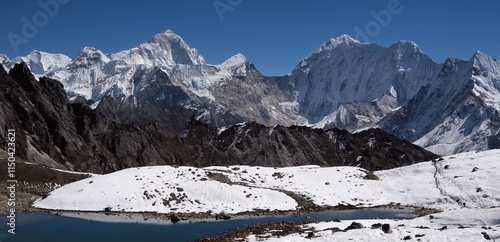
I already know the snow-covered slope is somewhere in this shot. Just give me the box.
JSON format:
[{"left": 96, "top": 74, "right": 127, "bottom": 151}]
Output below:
[
  {"left": 380, "top": 51, "right": 500, "bottom": 155},
  {"left": 110, "top": 30, "right": 206, "bottom": 69},
  {"left": 35, "top": 149, "right": 500, "bottom": 214},
  {"left": 247, "top": 208, "right": 500, "bottom": 241},
  {"left": 0, "top": 54, "right": 9, "bottom": 72},
  {"left": 243, "top": 150, "right": 500, "bottom": 241},
  {"left": 34, "top": 149, "right": 500, "bottom": 240},
  {"left": 3, "top": 50, "right": 70, "bottom": 75},
  {"left": 35, "top": 166, "right": 297, "bottom": 214}
]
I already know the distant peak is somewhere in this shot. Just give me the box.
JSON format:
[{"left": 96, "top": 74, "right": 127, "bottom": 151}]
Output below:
[
  {"left": 231, "top": 53, "right": 247, "bottom": 62},
  {"left": 69, "top": 47, "right": 109, "bottom": 68},
  {"left": 0, "top": 53, "right": 10, "bottom": 60},
  {"left": 163, "top": 29, "right": 175, "bottom": 34},
  {"left": 326, "top": 34, "right": 360, "bottom": 46},
  {"left": 472, "top": 50, "right": 486, "bottom": 59},
  {"left": 81, "top": 46, "right": 100, "bottom": 53},
  {"left": 148, "top": 29, "right": 183, "bottom": 44},
  {"left": 391, "top": 40, "right": 421, "bottom": 51},
  {"left": 335, "top": 34, "right": 357, "bottom": 43},
  {"left": 389, "top": 40, "right": 424, "bottom": 57},
  {"left": 470, "top": 50, "right": 498, "bottom": 70},
  {"left": 395, "top": 40, "right": 418, "bottom": 46},
  {"left": 221, "top": 53, "right": 247, "bottom": 68}
]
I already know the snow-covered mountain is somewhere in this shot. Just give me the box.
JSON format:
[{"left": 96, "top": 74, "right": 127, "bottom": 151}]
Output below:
[
  {"left": 34, "top": 30, "right": 302, "bottom": 126},
  {"left": 110, "top": 29, "right": 206, "bottom": 68},
  {"left": 291, "top": 35, "right": 440, "bottom": 129},
  {"left": 2, "top": 50, "right": 71, "bottom": 75},
  {"left": 380, "top": 51, "right": 500, "bottom": 155},
  {"left": 2, "top": 30, "right": 500, "bottom": 155}
]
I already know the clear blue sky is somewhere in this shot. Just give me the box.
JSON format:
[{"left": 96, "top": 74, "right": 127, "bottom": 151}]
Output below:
[{"left": 1, "top": 0, "right": 499, "bottom": 76}]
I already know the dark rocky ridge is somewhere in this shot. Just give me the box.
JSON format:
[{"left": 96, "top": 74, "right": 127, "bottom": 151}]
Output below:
[{"left": 0, "top": 63, "right": 439, "bottom": 173}]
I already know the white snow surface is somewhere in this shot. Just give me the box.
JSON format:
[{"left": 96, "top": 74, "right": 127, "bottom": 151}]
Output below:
[
  {"left": 36, "top": 150, "right": 499, "bottom": 223},
  {"left": 3, "top": 50, "right": 71, "bottom": 75},
  {"left": 35, "top": 166, "right": 297, "bottom": 214},
  {"left": 248, "top": 208, "right": 500, "bottom": 241}
]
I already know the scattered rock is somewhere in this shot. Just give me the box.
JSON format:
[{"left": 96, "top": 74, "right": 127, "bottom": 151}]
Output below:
[
  {"left": 325, "top": 182, "right": 330, "bottom": 185},
  {"left": 176, "top": 187, "right": 184, "bottom": 192},
  {"left": 215, "top": 213, "right": 231, "bottom": 220},
  {"left": 345, "top": 222, "right": 364, "bottom": 231},
  {"left": 371, "top": 223, "right": 382, "bottom": 229},
  {"left": 477, "top": 187, "right": 483, "bottom": 192},
  {"left": 170, "top": 214, "right": 181, "bottom": 224},
  {"left": 443, "top": 165, "right": 449, "bottom": 169},
  {"left": 272, "top": 172, "right": 285, "bottom": 179},
  {"left": 438, "top": 226, "right": 448, "bottom": 231},
  {"left": 307, "top": 231, "right": 314, "bottom": 238},
  {"left": 415, "top": 234, "right": 425, "bottom": 238},
  {"left": 482, "top": 232, "right": 491, "bottom": 240},
  {"left": 472, "top": 167, "right": 479, "bottom": 172},
  {"left": 403, "top": 235, "right": 412, "bottom": 240},
  {"left": 329, "top": 227, "right": 343, "bottom": 233},
  {"left": 361, "top": 170, "right": 380, "bottom": 180},
  {"left": 382, "top": 224, "right": 392, "bottom": 234}
]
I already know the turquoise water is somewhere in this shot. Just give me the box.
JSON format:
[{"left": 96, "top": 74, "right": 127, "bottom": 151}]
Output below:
[{"left": 0, "top": 209, "right": 416, "bottom": 242}]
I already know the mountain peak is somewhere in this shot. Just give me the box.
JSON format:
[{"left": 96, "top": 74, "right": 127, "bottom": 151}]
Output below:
[
  {"left": 221, "top": 53, "right": 247, "bottom": 67},
  {"left": 390, "top": 40, "right": 422, "bottom": 54},
  {"left": 324, "top": 34, "right": 361, "bottom": 47},
  {"left": 68, "top": 47, "right": 110, "bottom": 69},
  {"left": 134, "top": 30, "right": 207, "bottom": 66},
  {"left": 148, "top": 29, "right": 183, "bottom": 44},
  {"left": 0, "top": 54, "right": 9, "bottom": 62},
  {"left": 471, "top": 50, "right": 488, "bottom": 62},
  {"left": 470, "top": 50, "right": 499, "bottom": 71}
]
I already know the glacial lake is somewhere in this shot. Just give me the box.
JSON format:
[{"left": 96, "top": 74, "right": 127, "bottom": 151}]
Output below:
[{"left": 0, "top": 209, "right": 417, "bottom": 242}]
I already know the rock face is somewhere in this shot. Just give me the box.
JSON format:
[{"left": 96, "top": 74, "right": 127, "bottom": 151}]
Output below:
[
  {"left": 181, "top": 119, "right": 438, "bottom": 170},
  {"left": 0, "top": 63, "right": 438, "bottom": 173},
  {"left": 380, "top": 52, "right": 500, "bottom": 155},
  {"left": 95, "top": 96, "right": 191, "bottom": 137},
  {"left": 291, "top": 36, "right": 440, "bottom": 128}
]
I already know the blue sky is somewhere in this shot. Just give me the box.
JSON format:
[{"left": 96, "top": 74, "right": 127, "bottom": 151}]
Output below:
[{"left": 1, "top": 0, "right": 499, "bottom": 76}]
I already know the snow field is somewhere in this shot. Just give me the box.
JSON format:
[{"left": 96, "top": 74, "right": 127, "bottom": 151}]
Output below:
[
  {"left": 35, "top": 166, "right": 296, "bottom": 214},
  {"left": 34, "top": 149, "right": 500, "bottom": 241}
]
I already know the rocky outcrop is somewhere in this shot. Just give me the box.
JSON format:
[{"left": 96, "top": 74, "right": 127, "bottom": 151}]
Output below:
[
  {"left": 180, "top": 119, "right": 438, "bottom": 170},
  {"left": 0, "top": 63, "right": 439, "bottom": 173}
]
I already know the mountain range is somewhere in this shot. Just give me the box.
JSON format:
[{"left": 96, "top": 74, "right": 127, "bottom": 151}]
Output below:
[
  {"left": 2, "top": 30, "right": 499, "bottom": 155},
  {"left": 0, "top": 62, "right": 437, "bottom": 173}
]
